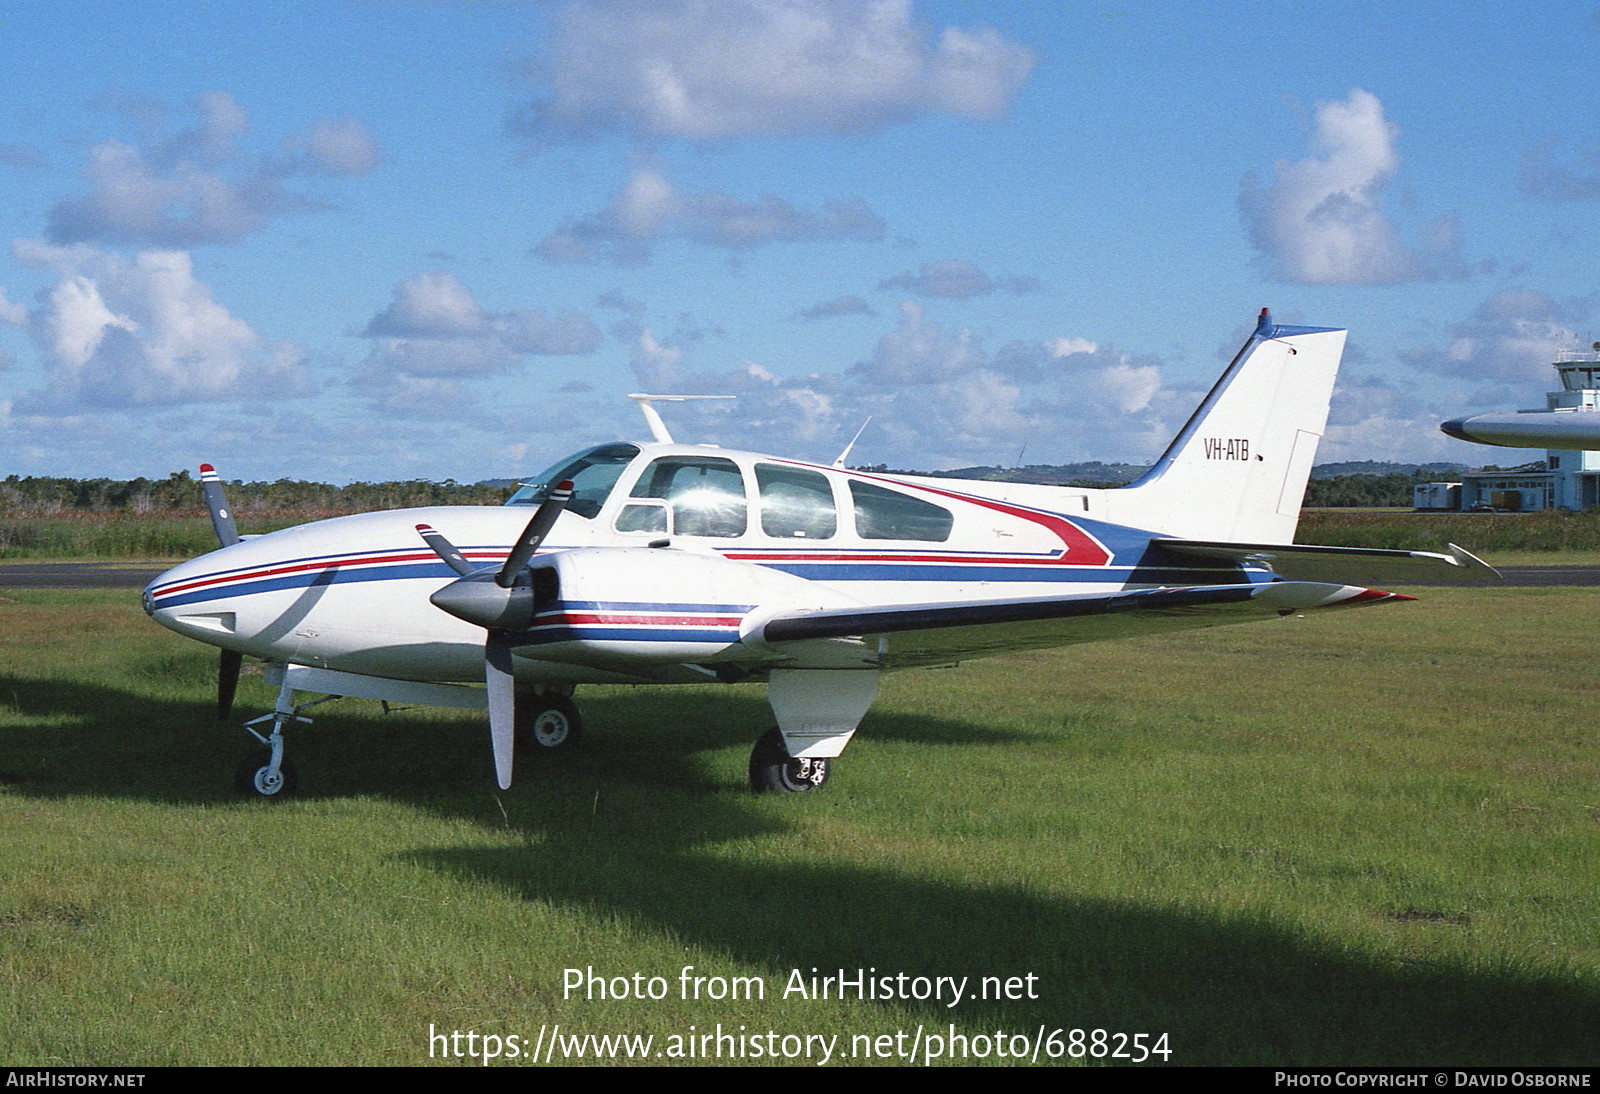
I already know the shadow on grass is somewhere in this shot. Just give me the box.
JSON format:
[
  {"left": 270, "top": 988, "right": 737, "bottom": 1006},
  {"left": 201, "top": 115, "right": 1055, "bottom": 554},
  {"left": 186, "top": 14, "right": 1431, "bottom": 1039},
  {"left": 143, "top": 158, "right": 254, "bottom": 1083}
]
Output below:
[{"left": 3, "top": 669, "right": 1598, "bottom": 1065}]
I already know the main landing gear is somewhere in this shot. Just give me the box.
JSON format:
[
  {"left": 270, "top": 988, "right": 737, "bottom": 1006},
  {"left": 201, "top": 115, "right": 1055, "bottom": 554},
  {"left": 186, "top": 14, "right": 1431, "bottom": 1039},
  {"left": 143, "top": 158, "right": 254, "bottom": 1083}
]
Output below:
[
  {"left": 516, "top": 691, "right": 583, "bottom": 751},
  {"left": 748, "top": 727, "right": 830, "bottom": 794}
]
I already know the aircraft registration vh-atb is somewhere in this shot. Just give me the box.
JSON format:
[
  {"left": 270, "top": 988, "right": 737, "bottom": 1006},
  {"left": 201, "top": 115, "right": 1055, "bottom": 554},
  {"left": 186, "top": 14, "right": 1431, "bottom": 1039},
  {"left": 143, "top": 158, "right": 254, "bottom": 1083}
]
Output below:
[{"left": 143, "top": 309, "right": 1497, "bottom": 797}]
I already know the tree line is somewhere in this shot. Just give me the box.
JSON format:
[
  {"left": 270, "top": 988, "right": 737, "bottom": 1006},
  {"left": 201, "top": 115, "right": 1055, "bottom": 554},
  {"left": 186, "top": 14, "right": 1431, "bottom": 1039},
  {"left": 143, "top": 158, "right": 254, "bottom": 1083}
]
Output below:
[
  {"left": 0, "top": 467, "right": 1515, "bottom": 515},
  {"left": 0, "top": 470, "right": 508, "bottom": 514},
  {"left": 1302, "top": 472, "right": 1449, "bottom": 508}
]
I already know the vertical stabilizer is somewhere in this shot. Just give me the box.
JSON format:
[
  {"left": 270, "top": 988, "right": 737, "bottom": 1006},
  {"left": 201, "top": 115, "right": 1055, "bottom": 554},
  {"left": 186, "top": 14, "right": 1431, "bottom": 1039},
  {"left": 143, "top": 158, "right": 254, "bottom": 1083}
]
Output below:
[{"left": 1110, "top": 310, "right": 1346, "bottom": 543}]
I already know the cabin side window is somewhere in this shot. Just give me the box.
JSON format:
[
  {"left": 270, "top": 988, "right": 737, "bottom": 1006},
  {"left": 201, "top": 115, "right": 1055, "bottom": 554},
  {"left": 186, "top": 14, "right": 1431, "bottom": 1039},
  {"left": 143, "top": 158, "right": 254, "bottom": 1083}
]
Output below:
[
  {"left": 628, "top": 456, "right": 748, "bottom": 538},
  {"left": 756, "top": 464, "right": 836, "bottom": 540},
  {"left": 849, "top": 481, "right": 953, "bottom": 542}
]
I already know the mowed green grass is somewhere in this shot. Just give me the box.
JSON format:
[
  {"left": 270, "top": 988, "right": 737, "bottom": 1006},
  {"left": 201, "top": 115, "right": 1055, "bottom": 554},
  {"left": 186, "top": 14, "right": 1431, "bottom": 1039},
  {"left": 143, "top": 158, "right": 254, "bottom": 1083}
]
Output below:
[{"left": 1, "top": 587, "right": 1598, "bottom": 1066}]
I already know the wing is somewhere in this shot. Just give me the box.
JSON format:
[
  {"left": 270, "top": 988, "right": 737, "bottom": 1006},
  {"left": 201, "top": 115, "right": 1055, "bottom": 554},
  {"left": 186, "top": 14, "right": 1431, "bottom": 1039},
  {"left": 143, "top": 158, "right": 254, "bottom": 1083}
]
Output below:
[
  {"left": 752, "top": 581, "right": 1410, "bottom": 670},
  {"left": 1155, "top": 539, "right": 1500, "bottom": 585}
]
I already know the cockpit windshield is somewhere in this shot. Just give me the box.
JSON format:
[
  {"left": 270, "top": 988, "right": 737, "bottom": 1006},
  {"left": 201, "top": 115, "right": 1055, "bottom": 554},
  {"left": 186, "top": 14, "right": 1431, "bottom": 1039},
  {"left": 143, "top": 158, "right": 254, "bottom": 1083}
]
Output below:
[{"left": 505, "top": 443, "right": 640, "bottom": 519}]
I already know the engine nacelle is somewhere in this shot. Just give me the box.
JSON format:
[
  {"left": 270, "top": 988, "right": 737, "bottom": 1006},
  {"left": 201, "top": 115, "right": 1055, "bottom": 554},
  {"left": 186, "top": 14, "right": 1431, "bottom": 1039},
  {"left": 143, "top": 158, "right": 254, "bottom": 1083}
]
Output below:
[{"left": 520, "top": 546, "right": 858, "bottom": 665}]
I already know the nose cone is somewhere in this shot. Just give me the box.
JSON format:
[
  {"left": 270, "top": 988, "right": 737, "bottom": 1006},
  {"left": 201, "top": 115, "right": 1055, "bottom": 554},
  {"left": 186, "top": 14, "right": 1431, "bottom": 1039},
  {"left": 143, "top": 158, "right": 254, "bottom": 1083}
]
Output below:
[
  {"left": 144, "top": 557, "right": 190, "bottom": 626},
  {"left": 142, "top": 548, "right": 245, "bottom": 645},
  {"left": 1439, "top": 416, "right": 1474, "bottom": 442}
]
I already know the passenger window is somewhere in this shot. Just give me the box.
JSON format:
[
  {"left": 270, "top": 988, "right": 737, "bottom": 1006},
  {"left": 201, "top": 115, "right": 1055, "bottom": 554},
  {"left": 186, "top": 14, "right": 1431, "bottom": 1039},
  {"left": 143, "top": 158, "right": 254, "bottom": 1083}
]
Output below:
[
  {"left": 849, "top": 481, "right": 953, "bottom": 542},
  {"left": 756, "top": 464, "right": 836, "bottom": 540},
  {"left": 629, "top": 456, "right": 748, "bottom": 538}
]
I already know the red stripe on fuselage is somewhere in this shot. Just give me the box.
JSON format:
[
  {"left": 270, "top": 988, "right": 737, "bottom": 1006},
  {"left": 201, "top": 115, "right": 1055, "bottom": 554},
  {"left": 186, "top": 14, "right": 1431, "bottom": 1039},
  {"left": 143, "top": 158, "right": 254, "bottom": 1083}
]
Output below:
[
  {"left": 151, "top": 548, "right": 508, "bottom": 600},
  {"left": 765, "top": 458, "right": 1114, "bottom": 567}
]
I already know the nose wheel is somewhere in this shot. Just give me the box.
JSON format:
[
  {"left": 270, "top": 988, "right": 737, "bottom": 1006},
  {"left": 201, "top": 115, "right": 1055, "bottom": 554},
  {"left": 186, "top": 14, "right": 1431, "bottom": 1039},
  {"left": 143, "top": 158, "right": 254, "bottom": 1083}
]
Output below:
[
  {"left": 233, "top": 672, "right": 332, "bottom": 799},
  {"left": 748, "top": 727, "right": 830, "bottom": 793},
  {"left": 236, "top": 750, "right": 299, "bottom": 797}
]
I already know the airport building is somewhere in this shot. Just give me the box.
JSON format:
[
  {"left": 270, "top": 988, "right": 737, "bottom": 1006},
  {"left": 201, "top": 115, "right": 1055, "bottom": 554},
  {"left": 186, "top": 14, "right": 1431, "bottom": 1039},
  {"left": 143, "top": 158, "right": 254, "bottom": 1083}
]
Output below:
[{"left": 1424, "top": 350, "right": 1600, "bottom": 512}]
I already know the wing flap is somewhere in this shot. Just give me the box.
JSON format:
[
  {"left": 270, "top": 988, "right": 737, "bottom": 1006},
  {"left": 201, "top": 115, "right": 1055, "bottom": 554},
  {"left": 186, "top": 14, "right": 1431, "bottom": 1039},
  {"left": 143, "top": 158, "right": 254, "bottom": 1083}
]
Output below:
[
  {"left": 755, "top": 581, "right": 1410, "bottom": 670},
  {"left": 1155, "top": 539, "right": 1500, "bottom": 585}
]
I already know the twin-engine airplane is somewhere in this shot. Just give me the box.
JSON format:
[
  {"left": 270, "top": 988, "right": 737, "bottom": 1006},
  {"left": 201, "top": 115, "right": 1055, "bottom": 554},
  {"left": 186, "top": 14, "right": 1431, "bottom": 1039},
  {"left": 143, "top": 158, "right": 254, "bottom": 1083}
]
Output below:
[{"left": 143, "top": 309, "right": 1497, "bottom": 797}]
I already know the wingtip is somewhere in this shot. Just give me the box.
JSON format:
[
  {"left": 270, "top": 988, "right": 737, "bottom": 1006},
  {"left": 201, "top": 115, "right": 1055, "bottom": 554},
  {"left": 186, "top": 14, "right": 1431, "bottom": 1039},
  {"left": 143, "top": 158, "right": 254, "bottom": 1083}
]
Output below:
[
  {"left": 1348, "top": 588, "right": 1417, "bottom": 604},
  {"left": 1447, "top": 542, "right": 1501, "bottom": 581}
]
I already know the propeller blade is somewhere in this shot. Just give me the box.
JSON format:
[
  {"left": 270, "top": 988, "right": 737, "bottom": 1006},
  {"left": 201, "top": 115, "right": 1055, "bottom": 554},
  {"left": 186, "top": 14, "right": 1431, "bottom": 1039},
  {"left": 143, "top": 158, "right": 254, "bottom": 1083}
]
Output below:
[
  {"left": 419, "top": 486, "right": 569, "bottom": 789},
  {"left": 485, "top": 632, "right": 518, "bottom": 790},
  {"left": 199, "top": 464, "right": 241, "bottom": 547},
  {"left": 415, "top": 523, "right": 476, "bottom": 577},
  {"left": 498, "top": 480, "right": 573, "bottom": 587},
  {"left": 218, "top": 649, "right": 243, "bottom": 720}
]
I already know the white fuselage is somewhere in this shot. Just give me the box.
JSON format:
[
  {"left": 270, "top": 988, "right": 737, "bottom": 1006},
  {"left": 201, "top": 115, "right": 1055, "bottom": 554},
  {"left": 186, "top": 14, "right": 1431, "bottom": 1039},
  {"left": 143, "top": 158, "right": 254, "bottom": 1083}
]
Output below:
[{"left": 143, "top": 444, "right": 1249, "bottom": 685}]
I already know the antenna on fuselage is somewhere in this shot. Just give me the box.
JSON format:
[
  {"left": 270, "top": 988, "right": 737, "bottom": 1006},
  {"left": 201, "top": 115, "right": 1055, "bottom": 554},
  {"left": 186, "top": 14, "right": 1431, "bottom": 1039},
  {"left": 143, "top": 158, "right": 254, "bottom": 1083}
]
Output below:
[
  {"left": 627, "top": 393, "right": 735, "bottom": 444},
  {"left": 832, "top": 417, "right": 873, "bottom": 469}
]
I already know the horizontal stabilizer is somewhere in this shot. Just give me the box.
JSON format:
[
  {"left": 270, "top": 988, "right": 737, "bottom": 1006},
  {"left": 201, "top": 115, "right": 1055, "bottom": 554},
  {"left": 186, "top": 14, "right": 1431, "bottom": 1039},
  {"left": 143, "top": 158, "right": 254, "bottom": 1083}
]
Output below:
[
  {"left": 755, "top": 581, "right": 1410, "bottom": 670},
  {"left": 1155, "top": 539, "right": 1500, "bottom": 585}
]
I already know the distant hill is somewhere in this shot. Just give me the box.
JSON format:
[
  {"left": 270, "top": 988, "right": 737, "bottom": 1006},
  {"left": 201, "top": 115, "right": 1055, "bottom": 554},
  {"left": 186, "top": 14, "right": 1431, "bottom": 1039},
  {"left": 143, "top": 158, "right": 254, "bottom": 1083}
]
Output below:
[
  {"left": 1309, "top": 460, "right": 1473, "bottom": 478},
  {"left": 847, "top": 460, "right": 1481, "bottom": 488},
  {"left": 852, "top": 462, "right": 1148, "bottom": 487},
  {"left": 492, "top": 459, "right": 1483, "bottom": 491}
]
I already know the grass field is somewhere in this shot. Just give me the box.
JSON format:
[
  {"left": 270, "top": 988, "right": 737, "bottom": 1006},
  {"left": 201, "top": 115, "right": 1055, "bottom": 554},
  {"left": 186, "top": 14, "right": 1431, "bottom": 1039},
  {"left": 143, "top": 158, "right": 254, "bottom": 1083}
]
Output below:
[
  {"left": 2, "top": 584, "right": 1598, "bottom": 1066},
  {"left": 0, "top": 511, "right": 328, "bottom": 561}
]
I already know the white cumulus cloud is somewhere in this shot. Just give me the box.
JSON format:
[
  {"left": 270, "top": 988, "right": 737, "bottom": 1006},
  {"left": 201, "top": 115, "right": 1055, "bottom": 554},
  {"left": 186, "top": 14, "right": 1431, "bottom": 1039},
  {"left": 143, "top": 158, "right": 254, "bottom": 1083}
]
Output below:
[
  {"left": 877, "top": 259, "right": 1039, "bottom": 299},
  {"left": 1401, "top": 290, "right": 1579, "bottom": 394},
  {"left": 615, "top": 299, "right": 1187, "bottom": 469},
  {"left": 10, "top": 241, "right": 310, "bottom": 411},
  {"left": 517, "top": 0, "right": 1036, "bottom": 142},
  {"left": 536, "top": 166, "right": 883, "bottom": 264},
  {"left": 357, "top": 273, "right": 602, "bottom": 413},
  {"left": 1241, "top": 89, "right": 1465, "bottom": 285},
  {"left": 45, "top": 92, "right": 379, "bottom": 249}
]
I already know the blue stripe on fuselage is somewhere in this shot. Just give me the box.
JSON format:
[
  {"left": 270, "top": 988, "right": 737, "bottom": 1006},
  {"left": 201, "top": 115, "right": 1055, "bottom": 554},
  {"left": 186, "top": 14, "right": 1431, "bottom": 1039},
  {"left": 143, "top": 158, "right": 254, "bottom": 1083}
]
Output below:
[
  {"left": 151, "top": 559, "right": 456, "bottom": 609},
  {"left": 154, "top": 559, "right": 1256, "bottom": 612}
]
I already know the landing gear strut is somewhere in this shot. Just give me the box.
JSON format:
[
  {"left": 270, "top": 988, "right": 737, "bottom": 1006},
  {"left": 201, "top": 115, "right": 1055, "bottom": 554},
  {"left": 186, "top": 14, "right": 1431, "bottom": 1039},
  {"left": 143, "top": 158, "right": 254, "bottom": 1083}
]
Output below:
[
  {"left": 748, "top": 727, "right": 830, "bottom": 793},
  {"left": 234, "top": 671, "right": 336, "bottom": 799}
]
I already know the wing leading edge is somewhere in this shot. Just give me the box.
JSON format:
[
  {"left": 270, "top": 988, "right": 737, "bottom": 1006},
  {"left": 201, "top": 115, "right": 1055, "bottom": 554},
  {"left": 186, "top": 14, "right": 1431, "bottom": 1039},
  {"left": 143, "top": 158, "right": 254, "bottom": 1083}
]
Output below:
[{"left": 753, "top": 581, "right": 1412, "bottom": 670}]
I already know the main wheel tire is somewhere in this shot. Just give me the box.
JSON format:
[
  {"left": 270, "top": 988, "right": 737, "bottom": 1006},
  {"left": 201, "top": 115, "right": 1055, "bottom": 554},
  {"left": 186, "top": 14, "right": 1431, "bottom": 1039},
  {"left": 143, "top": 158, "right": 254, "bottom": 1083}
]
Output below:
[
  {"left": 234, "top": 750, "right": 298, "bottom": 798},
  {"left": 517, "top": 695, "right": 583, "bottom": 751},
  {"left": 748, "top": 727, "right": 830, "bottom": 793}
]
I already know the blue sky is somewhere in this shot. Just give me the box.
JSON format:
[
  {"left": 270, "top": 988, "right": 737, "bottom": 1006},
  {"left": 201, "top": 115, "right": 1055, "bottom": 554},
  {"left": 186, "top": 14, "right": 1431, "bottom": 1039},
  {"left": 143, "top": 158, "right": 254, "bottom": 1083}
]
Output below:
[{"left": 3, "top": 0, "right": 1599, "bottom": 484}]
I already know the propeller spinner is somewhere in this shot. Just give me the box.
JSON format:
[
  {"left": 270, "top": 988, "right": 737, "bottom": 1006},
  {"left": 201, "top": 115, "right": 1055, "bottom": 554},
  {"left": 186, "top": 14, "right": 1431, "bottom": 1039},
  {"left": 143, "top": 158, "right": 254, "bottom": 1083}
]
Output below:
[{"left": 416, "top": 480, "right": 574, "bottom": 789}]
